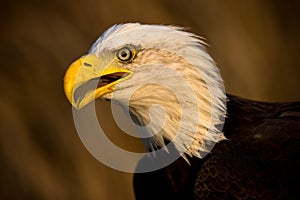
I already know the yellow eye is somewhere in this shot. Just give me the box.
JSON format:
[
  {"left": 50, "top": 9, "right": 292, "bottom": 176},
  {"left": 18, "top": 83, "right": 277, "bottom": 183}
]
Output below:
[{"left": 116, "top": 46, "right": 136, "bottom": 62}]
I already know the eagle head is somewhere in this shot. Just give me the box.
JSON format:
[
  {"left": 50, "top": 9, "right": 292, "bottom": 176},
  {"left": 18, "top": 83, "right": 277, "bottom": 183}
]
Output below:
[{"left": 64, "top": 23, "right": 226, "bottom": 159}]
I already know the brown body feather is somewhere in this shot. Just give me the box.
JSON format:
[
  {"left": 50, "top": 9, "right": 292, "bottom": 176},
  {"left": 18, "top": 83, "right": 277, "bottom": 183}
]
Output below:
[{"left": 134, "top": 94, "right": 300, "bottom": 200}]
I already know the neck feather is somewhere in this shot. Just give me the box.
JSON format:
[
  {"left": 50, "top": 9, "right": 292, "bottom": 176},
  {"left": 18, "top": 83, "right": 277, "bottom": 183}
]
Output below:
[{"left": 114, "top": 47, "right": 227, "bottom": 159}]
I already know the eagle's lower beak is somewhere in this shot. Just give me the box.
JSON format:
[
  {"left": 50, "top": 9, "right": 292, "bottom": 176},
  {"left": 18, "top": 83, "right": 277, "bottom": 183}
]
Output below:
[{"left": 63, "top": 54, "right": 133, "bottom": 109}]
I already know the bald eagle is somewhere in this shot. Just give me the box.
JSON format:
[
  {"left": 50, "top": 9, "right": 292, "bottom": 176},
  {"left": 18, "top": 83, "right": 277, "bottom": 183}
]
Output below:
[{"left": 64, "top": 23, "right": 300, "bottom": 199}]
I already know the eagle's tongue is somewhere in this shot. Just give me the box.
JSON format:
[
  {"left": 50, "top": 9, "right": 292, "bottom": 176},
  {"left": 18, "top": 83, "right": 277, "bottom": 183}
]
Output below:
[{"left": 73, "top": 72, "right": 129, "bottom": 103}]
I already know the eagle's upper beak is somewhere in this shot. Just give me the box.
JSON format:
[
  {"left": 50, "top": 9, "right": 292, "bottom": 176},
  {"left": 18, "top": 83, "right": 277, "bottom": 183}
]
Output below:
[{"left": 63, "top": 54, "right": 133, "bottom": 109}]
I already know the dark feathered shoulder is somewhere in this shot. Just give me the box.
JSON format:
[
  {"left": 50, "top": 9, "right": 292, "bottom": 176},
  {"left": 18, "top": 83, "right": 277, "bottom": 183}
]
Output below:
[
  {"left": 134, "top": 94, "right": 300, "bottom": 200},
  {"left": 196, "top": 94, "right": 300, "bottom": 199}
]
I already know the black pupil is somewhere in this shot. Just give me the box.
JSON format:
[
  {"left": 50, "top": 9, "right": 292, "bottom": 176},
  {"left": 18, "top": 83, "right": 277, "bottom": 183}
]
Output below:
[{"left": 121, "top": 51, "right": 128, "bottom": 58}]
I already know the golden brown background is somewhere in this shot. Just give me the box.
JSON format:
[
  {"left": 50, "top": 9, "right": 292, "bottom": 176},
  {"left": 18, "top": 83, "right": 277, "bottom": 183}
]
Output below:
[{"left": 1, "top": 0, "right": 299, "bottom": 199}]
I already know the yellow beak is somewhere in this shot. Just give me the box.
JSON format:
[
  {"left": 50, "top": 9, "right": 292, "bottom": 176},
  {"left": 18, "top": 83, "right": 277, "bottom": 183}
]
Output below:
[{"left": 63, "top": 54, "right": 133, "bottom": 109}]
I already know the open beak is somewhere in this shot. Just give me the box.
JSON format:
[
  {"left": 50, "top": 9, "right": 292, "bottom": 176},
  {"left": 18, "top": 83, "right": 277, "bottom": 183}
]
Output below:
[{"left": 63, "top": 54, "right": 133, "bottom": 109}]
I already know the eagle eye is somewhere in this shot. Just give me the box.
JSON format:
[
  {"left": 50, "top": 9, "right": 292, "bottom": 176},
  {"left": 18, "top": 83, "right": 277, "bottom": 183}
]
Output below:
[{"left": 116, "top": 46, "right": 135, "bottom": 63}]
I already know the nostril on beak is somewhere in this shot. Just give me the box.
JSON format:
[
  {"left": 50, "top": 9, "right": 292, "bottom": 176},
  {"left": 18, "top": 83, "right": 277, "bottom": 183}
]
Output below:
[{"left": 83, "top": 62, "right": 93, "bottom": 67}]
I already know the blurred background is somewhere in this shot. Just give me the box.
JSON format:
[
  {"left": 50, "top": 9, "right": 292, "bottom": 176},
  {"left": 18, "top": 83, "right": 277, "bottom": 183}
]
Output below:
[{"left": 0, "top": 0, "right": 299, "bottom": 199}]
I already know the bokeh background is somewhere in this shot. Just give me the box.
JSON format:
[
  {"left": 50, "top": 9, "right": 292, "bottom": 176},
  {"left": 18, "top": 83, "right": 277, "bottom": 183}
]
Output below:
[{"left": 1, "top": 0, "right": 299, "bottom": 199}]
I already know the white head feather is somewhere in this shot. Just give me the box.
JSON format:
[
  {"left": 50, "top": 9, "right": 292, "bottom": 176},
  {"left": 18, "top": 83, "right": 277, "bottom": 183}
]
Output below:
[{"left": 89, "top": 23, "right": 227, "bottom": 159}]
